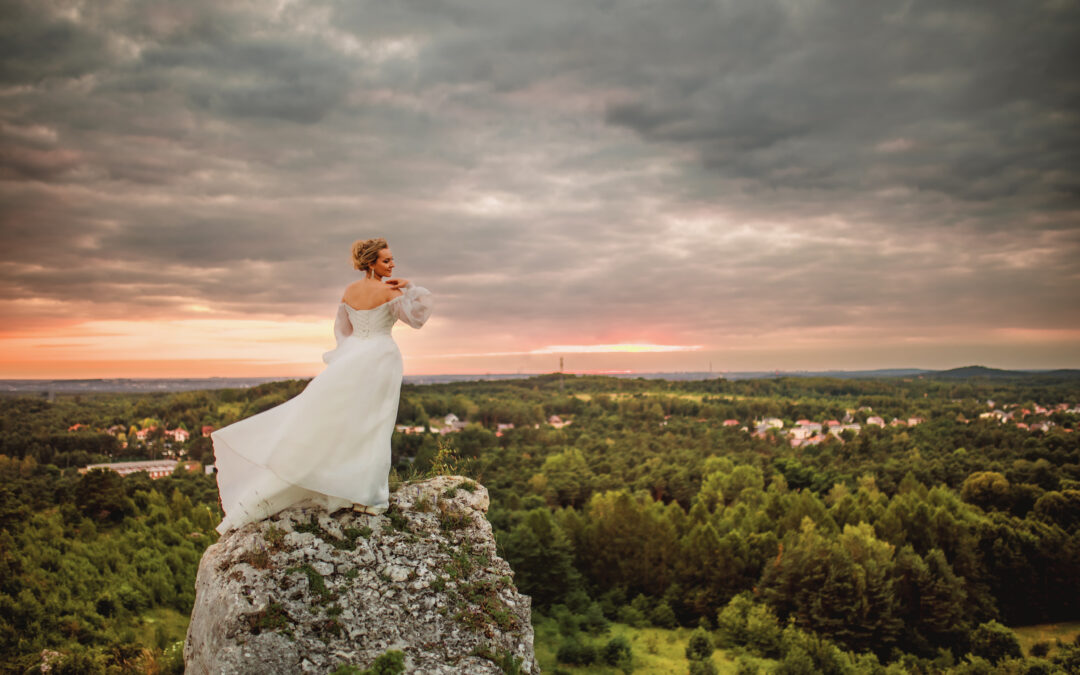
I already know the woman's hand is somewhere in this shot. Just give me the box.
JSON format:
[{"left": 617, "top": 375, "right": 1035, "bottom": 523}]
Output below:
[{"left": 384, "top": 278, "right": 410, "bottom": 289}]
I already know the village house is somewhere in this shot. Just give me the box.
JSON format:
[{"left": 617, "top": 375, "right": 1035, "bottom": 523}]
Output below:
[
  {"left": 79, "top": 459, "right": 199, "bottom": 479},
  {"left": 201, "top": 425, "right": 216, "bottom": 437},
  {"left": 830, "top": 423, "right": 862, "bottom": 438},
  {"left": 979, "top": 410, "right": 1013, "bottom": 423},
  {"left": 785, "top": 419, "right": 827, "bottom": 443},
  {"left": 788, "top": 426, "right": 813, "bottom": 441},
  {"left": 437, "top": 413, "right": 468, "bottom": 435},
  {"left": 752, "top": 417, "right": 783, "bottom": 438},
  {"left": 134, "top": 426, "right": 155, "bottom": 441},
  {"left": 548, "top": 415, "right": 572, "bottom": 429},
  {"left": 791, "top": 433, "right": 828, "bottom": 448}
]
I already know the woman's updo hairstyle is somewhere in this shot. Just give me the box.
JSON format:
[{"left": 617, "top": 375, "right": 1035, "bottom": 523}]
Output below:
[{"left": 351, "top": 237, "right": 388, "bottom": 272}]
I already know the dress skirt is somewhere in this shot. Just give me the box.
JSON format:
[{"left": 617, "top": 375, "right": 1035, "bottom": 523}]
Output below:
[{"left": 212, "top": 332, "right": 403, "bottom": 534}]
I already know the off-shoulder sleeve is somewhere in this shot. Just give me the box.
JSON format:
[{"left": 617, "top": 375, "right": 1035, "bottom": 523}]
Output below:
[
  {"left": 390, "top": 282, "right": 433, "bottom": 329},
  {"left": 322, "top": 303, "right": 353, "bottom": 364}
]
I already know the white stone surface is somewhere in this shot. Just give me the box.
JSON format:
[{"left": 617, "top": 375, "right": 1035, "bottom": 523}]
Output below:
[{"left": 184, "top": 476, "right": 537, "bottom": 674}]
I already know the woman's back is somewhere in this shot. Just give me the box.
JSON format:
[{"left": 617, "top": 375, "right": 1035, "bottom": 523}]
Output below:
[{"left": 342, "top": 279, "right": 400, "bottom": 310}]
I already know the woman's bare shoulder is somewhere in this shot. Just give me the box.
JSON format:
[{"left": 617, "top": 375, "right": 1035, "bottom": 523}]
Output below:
[
  {"left": 341, "top": 280, "right": 400, "bottom": 308},
  {"left": 340, "top": 281, "right": 361, "bottom": 299}
]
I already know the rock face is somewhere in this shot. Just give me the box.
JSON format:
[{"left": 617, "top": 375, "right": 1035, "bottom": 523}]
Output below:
[{"left": 184, "top": 476, "right": 539, "bottom": 674}]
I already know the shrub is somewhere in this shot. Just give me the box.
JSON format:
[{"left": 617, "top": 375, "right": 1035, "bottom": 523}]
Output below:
[
  {"left": 716, "top": 593, "right": 754, "bottom": 647},
  {"left": 649, "top": 600, "right": 678, "bottom": 628},
  {"left": 778, "top": 624, "right": 853, "bottom": 675},
  {"left": 686, "top": 627, "right": 714, "bottom": 661},
  {"left": 602, "top": 635, "right": 632, "bottom": 666},
  {"left": 616, "top": 605, "right": 647, "bottom": 628},
  {"left": 1021, "top": 658, "right": 1056, "bottom": 675},
  {"left": 688, "top": 659, "right": 718, "bottom": 675},
  {"left": 969, "top": 621, "right": 1022, "bottom": 664},
  {"left": 744, "top": 603, "right": 782, "bottom": 657},
  {"left": 550, "top": 604, "right": 581, "bottom": 637},
  {"left": 1053, "top": 643, "right": 1080, "bottom": 672},
  {"left": 556, "top": 639, "right": 597, "bottom": 665},
  {"left": 364, "top": 650, "right": 405, "bottom": 675},
  {"left": 582, "top": 601, "right": 610, "bottom": 634},
  {"left": 774, "top": 645, "right": 816, "bottom": 675},
  {"left": 950, "top": 655, "right": 995, "bottom": 675}
]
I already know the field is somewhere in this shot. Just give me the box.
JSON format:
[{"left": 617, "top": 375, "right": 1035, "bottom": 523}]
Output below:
[
  {"left": 1012, "top": 622, "right": 1080, "bottom": 659},
  {"left": 132, "top": 608, "right": 189, "bottom": 652},
  {"left": 533, "top": 616, "right": 775, "bottom": 674}
]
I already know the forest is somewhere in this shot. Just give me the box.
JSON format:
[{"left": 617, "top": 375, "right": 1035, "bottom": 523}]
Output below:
[{"left": 1, "top": 372, "right": 1078, "bottom": 673}]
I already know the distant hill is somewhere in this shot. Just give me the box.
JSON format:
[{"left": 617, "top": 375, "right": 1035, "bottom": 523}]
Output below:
[
  {"left": 1037, "top": 369, "right": 1080, "bottom": 379},
  {"left": 5, "top": 367, "right": 1080, "bottom": 394},
  {"left": 930, "top": 366, "right": 1024, "bottom": 379},
  {"left": 927, "top": 365, "right": 1080, "bottom": 380}
]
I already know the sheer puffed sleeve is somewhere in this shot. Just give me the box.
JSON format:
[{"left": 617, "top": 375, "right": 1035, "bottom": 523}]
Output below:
[
  {"left": 390, "top": 282, "right": 433, "bottom": 328},
  {"left": 322, "top": 303, "right": 353, "bottom": 364}
]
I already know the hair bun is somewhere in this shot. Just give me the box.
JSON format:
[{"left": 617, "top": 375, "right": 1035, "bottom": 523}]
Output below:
[{"left": 351, "top": 237, "right": 388, "bottom": 271}]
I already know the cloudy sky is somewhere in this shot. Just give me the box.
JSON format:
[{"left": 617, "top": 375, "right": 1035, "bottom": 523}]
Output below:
[{"left": 2, "top": 0, "right": 1079, "bottom": 378}]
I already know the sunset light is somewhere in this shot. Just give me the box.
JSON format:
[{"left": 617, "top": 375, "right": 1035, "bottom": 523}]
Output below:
[{"left": 530, "top": 344, "right": 702, "bottom": 354}]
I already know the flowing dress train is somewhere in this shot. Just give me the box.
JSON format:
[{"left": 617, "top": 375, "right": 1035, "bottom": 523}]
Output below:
[{"left": 212, "top": 283, "right": 433, "bottom": 534}]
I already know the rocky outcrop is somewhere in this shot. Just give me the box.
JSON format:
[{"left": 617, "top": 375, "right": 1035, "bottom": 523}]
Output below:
[{"left": 184, "top": 476, "right": 538, "bottom": 674}]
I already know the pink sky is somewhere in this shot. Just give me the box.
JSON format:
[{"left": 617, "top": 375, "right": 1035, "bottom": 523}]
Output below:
[{"left": 2, "top": 308, "right": 1076, "bottom": 378}]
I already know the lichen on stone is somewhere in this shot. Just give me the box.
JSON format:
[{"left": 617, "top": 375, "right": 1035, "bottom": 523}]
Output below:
[{"left": 184, "top": 476, "right": 538, "bottom": 674}]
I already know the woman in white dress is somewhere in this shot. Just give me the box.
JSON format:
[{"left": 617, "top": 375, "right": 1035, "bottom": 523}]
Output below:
[{"left": 212, "top": 238, "right": 433, "bottom": 534}]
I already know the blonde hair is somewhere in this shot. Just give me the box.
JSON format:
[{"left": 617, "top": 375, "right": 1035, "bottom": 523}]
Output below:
[{"left": 351, "top": 238, "right": 388, "bottom": 271}]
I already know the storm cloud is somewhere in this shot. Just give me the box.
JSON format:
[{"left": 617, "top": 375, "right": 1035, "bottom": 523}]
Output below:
[{"left": 1, "top": 0, "right": 1078, "bottom": 372}]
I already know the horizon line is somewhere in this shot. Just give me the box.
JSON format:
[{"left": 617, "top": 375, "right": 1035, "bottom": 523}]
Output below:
[{"left": 3, "top": 364, "right": 1080, "bottom": 382}]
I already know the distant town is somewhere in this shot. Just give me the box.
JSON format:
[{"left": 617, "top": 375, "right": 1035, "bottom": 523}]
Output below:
[
  {"left": 745, "top": 399, "right": 1078, "bottom": 448},
  {"left": 68, "top": 395, "right": 1077, "bottom": 480}
]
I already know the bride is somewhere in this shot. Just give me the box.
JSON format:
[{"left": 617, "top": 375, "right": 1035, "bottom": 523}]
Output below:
[{"left": 211, "top": 238, "right": 433, "bottom": 534}]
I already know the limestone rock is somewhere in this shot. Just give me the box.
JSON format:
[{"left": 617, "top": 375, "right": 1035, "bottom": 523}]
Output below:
[{"left": 184, "top": 476, "right": 538, "bottom": 674}]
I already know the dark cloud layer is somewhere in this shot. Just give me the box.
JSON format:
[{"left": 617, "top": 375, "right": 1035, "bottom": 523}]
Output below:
[{"left": 1, "top": 0, "right": 1078, "bottom": 367}]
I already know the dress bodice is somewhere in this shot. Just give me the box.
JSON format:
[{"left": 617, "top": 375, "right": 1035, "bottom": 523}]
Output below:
[
  {"left": 342, "top": 301, "right": 398, "bottom": 339},
  {"left": 323, "top": 283, "right": 433, "bottom": 365}
]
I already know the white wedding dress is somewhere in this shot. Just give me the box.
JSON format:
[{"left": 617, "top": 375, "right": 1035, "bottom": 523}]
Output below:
[{"left": 212, "top": 283, "right": 433, "bottom": 534}]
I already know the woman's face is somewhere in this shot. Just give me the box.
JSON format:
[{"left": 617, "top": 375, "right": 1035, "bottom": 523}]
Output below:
[{"left": 372, "top": 248, "right": 395, "bottom": 278}]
